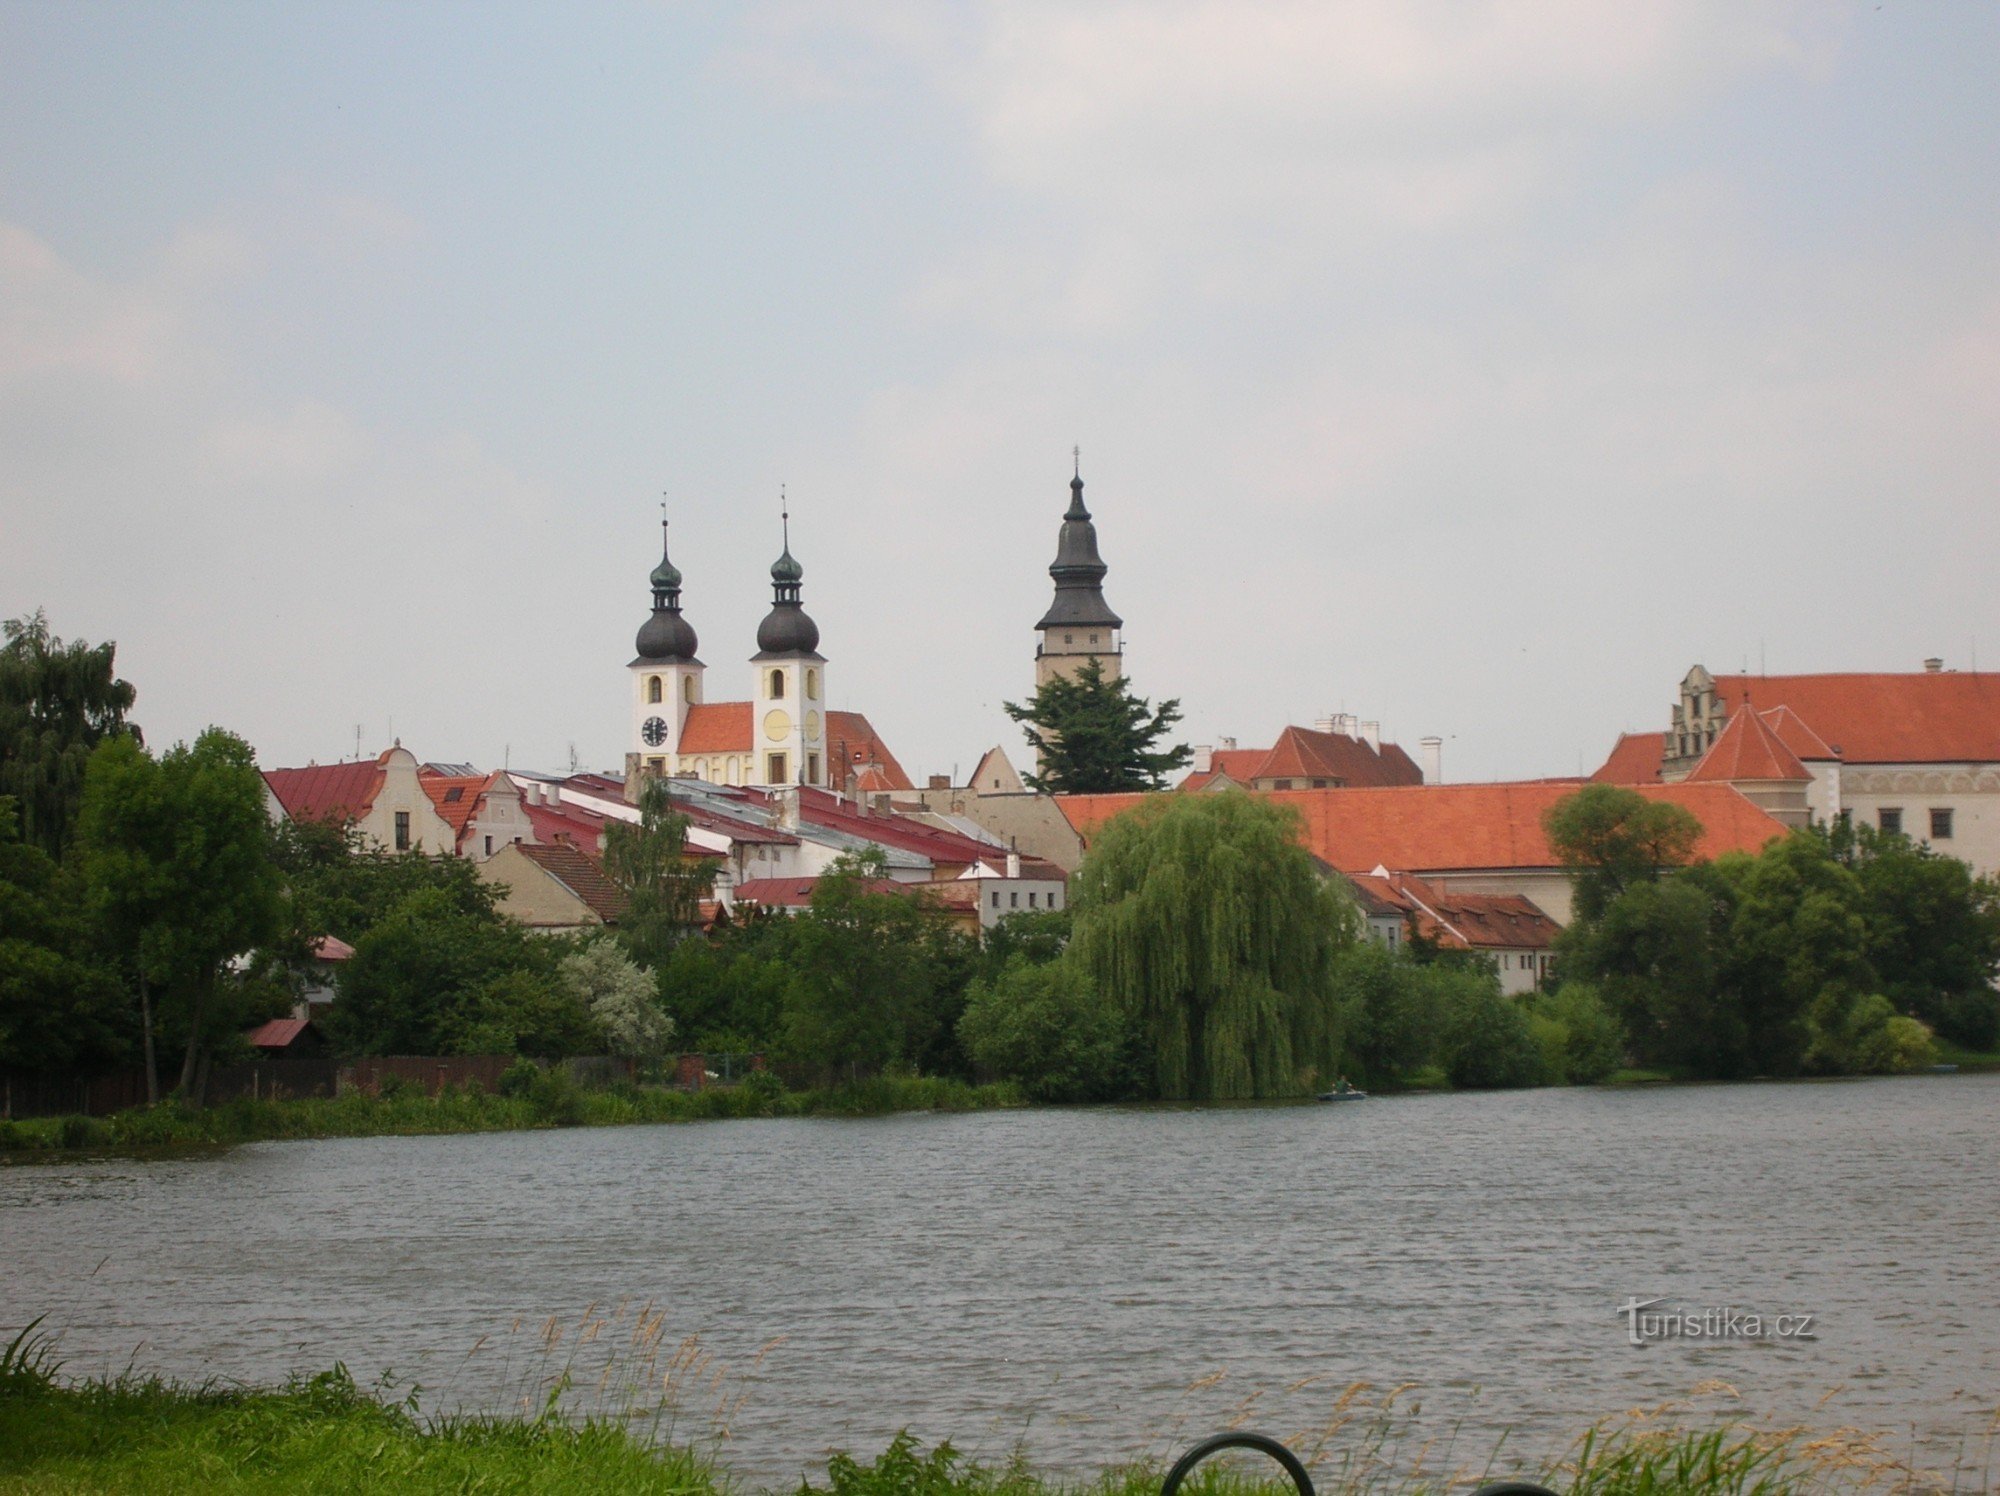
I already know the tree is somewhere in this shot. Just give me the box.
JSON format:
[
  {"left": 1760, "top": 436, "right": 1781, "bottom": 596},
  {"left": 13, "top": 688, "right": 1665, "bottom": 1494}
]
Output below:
[
  {"left": 1327, "top": 941, "right": 1445, "bottom": 1087},
  {"left": 0, "top": 611, "right": 139, "bottom": 859},
  {"left": 958, "top": 957, "right": 1137, "bottom": 1103},
  {"left": 1437, "top": 969, "right": 1542, "bottom": 1089},
  {"left": 75, "top": 730, "right": 286, "bottom": 1099},
  {"left": 560, "top": 940, "right": 672, "bottom": 1062},
  {"left": 1069, "top": 792, "right": 1356, "bottom": 1099},
  {"left": 1543, "top": 784, "right": 1704, "bottom": 925},
  {"left": 1003, "top": 658, "right": 1192, "bottom": 794},
  {"left": 603, "top": 777, "right": 717, "bottom": 968},
  {"left": 1838, "top": 824, "right": 2000, "bottom": 1048},
  {"left": 0, "top": 797, "right": 128, "bottom": 1074}
]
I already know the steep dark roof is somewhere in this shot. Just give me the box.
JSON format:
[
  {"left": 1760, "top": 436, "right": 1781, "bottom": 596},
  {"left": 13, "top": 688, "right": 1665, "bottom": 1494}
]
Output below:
[{"left": 1035, "top": 471, "right": 1123, "bottom": 631}]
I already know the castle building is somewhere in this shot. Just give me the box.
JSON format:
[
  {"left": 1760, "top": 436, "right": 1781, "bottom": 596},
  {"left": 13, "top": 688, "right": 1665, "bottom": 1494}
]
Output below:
[
  {"left": 624, "top": 511, "right": 909, "bottom": 794},
  {"left": 1034, "top": 460, "right": 1123, "bottom": 687}
]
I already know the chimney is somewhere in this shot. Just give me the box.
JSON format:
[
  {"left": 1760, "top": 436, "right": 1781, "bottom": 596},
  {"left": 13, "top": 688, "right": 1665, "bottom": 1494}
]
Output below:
[
  {"left": 1924, "top": 657, "right": 1944, "bottom": 673},
  {"left": 1420, "top": 736, "right": 1443, "bottom": 785},
  {"left": 872, "top": 793, "right": 892, "bottom": 814},
  {"left": 1218, "top": 736, "right": 1237, "bottom": 752},
  {"left": 1314, "top": 714, "right": 1336, "bottom": 734},
  {"left": 1361, "top": 720, "right": 1381, "bottom": 751},
  {"left": 1006, "top": 850, "right": 1022, "bottom": 879},
  {"left": 773, "top": 787, "right": 799, "bottom": 831},
  {"left": 928, "top": 773, "right": 951, "bottom": 790},
  {"left": 1193, "top": 744, "right": 1213, "bottom": 773}
]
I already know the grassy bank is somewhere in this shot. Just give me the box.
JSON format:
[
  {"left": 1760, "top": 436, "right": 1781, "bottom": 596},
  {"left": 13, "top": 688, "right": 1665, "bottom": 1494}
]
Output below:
[
  {"left": 0, "top": 1333, "right": 1976, "bottom": 1495},
  {"left": 0, "top": 1073, "right": 1021, "bottom": 1158}
]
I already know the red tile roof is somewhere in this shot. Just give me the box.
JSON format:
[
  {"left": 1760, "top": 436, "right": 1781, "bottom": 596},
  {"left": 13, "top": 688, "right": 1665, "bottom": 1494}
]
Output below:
[
  {"left": 1688, "top": 706, "right": 1811, "bottom": 784},
  {"left": 1757, "top": 705, "right": 1837, "bottom": 762},
  {"left": 1590, "top": 731, "right": 1666, "bottom": 784},
  {"left": 1711, "top": 673, "right": 2000, "bottom": 765},
  {"left": 1249, "top": 725, "right": 1425, "bottom": 788},
  {"left": 246, "top": 1017, "right": 319, "bottom": 1050},
  {"left": 732, "top": 875, "right": 915, "bottom": 907},
  {"left": 310, "top": 935, "right": 355, "bottom": 962},
  {"left": 1179, "top": 748, "right": 1270, "bottom": 790},
  {"left": 792, "top": 787, "right": 1001, "bottom": 866},
  {"left": 263, "top": 761, "right": 384, "bottom": 823},
  {"left": 827, "top": 711, "right": 913, "bottom": 791},
  {"left": 511, "top": 842, "right": 627, "bottom": 924},
  {"left": 678, "top": 702, "right": 755, "bottom": 754},
  {"left": 418, "top": 770, "right": 501, "bottom": 839},
  {"left": 1055, "top": 782, "right": 1787, "bottom": 873},
  {"left": 523, "top": 799, "right": 615, "bottom": 856},
  {"left": 1364, "top": 873, "right": 1561, "bottom": 951}
]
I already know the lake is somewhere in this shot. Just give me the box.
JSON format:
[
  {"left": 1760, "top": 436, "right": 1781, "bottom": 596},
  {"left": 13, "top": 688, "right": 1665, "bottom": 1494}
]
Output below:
[{"left": 4, "top": 1075, "right": 1996, "bottom": 1485}]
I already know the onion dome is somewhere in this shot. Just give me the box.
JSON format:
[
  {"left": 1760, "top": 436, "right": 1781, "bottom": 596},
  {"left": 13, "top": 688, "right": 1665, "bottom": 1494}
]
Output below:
[
  {"left": 1036, "top": 462, "right": 1124, "bottom": 631},
  {"left": 634, "top": 518, "right": 700, "bottom": 662},
  {"left": 754, "top": 505, "right": 822, "bottom": 658}
]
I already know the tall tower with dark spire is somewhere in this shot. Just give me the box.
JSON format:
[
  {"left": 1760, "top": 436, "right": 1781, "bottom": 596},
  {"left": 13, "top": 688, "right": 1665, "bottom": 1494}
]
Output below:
[
  {"left": 1035, "top": 453, "right": 1124, "bottom": 686},
  {"left": 750, "top": 495, "right": 827, "bottom": 787},
  {"left": 628, "top": 511, "right": 705, "bottom": 781}
]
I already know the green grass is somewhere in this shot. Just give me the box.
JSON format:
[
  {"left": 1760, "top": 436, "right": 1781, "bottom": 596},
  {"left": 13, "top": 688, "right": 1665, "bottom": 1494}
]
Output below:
[
  {"left": 0, "top": 1073, "right": 1023, "bottom": 1158},
  {"left": 1932, "top": 1041, "right": 2000, "bottom": 1073}
]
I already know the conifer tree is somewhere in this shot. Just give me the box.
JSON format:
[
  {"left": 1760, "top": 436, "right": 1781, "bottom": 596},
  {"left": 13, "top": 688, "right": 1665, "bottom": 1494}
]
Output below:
[{"left": 1003, "top": 659, "right": 1192, "bottom": 794}]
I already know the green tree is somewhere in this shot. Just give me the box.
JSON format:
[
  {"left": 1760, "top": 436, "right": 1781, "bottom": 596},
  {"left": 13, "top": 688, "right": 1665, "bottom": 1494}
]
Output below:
[
  {"left": 1437, "top": 968, "right": 1542, "bottom": 1089},
  {"left": 1838, "top": 824, "right": 2000, "bottom": 1048},
  {"left": 958, "top": 956, "right": 1136, "bottom": 1103},
  {"left": 0, "top": 611, "right": 139, "bottom": 859},
  {"left": 0, "top": 798, "right": 128, "bottom": 1073},
  {"left": 1803, "top": 989, "right": 1935, "bottom": 1076},
  {"left": 75, "top": 730, "right": 287, "bottom": 1099},
  {"left": 603, "top": 777, "right": 718, "bottom": 968},
  {"left": 1543, "top": 784, "right": 1705, "bottom": 925},
  {"left": 1524, "top": 982, "right": 1626, "bottom": 1084},
  {"left": 1069, "top": 792, "right": 1356, "bottom": 1100},
  {"left": 560, "top": 939, "right": 673, "bottom": 1061},
  {"left": 1328, "top": 941, "right": 1445, "bottom": 1087},
  {"left": 1003, "top": 658, "right": 1192, "bottom": 793}
]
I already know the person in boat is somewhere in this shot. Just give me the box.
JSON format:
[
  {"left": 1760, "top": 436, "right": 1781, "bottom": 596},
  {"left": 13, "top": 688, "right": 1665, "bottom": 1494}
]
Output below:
[{"left": 1334, "top": 1076, "right": 1352, "bottom": 1095}]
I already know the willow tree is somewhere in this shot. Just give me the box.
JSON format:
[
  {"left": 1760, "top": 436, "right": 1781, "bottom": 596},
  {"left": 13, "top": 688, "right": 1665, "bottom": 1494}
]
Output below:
[{"left": 1069, "top": 792, "right": 1357, "bottom": 1100}]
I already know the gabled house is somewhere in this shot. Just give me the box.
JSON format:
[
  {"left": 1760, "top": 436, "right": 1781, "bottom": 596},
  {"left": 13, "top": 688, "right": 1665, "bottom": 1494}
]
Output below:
[
  {"left": 264, "top": 744, "right": 457, "bottom": 854},
  {"left": 1184, "top": 716, "right": 1432, "bottom": 792},
  {"left": 1345, "top": 871, "right": 1562, "bottom": 995},
  {"left": 480, "top": 841, "right": 631, "bottom": 932}
]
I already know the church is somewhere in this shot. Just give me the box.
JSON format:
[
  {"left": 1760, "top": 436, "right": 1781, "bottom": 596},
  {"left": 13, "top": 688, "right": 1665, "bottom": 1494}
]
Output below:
[{"left": 622, "top": 511, "right": 909, "bottom": 794}]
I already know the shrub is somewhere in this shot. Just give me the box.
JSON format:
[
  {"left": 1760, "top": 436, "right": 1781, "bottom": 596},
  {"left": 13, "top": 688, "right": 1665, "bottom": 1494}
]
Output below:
[
  {"left": 58, "top": 1114, "right": 112, "bottom": 1150},
  {"left": 497, "top": 1058, "right": 542, "bottom": 1098},
  {"left": 1439, "top": 978, "right": 1543, "bottom": 1090},
  {"left": 957, "top": 957, "right": 1136, "bottom": 1103},
  {"left": 527, "top": 1065, "right": 584, "bottom": 1126},
  {"left": 1529, "top": 983, "right": 1627, "bottom": 1085}
]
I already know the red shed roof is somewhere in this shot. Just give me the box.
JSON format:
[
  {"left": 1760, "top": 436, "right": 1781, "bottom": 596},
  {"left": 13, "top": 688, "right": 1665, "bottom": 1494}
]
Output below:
[
  {"left": 246, "top": 1017, "right": 318, "bottom": 1050},
  {"left": 263, "top": 760, "right": 384, "bottom": 824}
]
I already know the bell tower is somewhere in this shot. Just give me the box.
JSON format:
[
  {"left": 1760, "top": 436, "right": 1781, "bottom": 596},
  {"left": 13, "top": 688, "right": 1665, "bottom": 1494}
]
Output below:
[
  {"left": 626, "top": 511, "right": 703, "bottom": 784},
  {"left": 749, "top": 498, "right": 827, "bottom": 788},
  {"left": 1035, "top": 451, "right": 1124, "bottom": 686}
]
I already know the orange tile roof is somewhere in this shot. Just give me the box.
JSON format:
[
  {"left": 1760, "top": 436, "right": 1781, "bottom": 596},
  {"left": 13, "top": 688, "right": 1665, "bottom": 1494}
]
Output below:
[
  {"left": 1179, "top": 748, "right": 1276, "bottom": 790},
  {"left": 678, "top": 701, "right": 755, "bottom": 754},
  {"left": 1056, "top": 782, "right": 1787, "bottom": 873},
  {"left": 1757, "top": 704, "right": 1837, "bottom": 762},
  {"left": 1380, "top": 873, "right": 1562, "bottom": 951},
  {"left": 418, "top": 770, "right": 499, "bottom": 838},
  {"left": 1711, "top": 673, "right": 2000, "bottom": 764},
  {"left": 1250, "top": 725, "right": 1425, "bottom": 788},
  {"left": 827, "top": 710, "right": 913, "bottom": 791},
  {"left": 512, "top": 842, "right": 626, "bottom": 924},
  {"left": 1590, "top": 731, "right": 1666, "bottom": 784},
  {"left": 263, "top": 761, "right": 384, "bottom": 824},
  {"left": 1688, "top": 706, "right": 1811, "bottom": 784}
]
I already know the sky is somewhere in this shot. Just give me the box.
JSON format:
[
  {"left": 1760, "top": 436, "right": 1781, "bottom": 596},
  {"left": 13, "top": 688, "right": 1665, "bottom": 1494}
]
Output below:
[{"left": 3, "top": 1, "right": 1997, "bottom": 786}]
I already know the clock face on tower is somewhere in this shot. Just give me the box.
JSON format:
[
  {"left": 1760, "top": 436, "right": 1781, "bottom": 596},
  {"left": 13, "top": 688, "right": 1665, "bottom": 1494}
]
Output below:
[{"left": 641, "top": 716, "right": 669, "bottom": 747}]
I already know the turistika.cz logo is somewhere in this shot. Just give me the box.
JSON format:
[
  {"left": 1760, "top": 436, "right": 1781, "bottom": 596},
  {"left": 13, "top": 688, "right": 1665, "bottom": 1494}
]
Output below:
[{"left": 1618, "top": 1297, "right": 1819, "bottom": 1346}]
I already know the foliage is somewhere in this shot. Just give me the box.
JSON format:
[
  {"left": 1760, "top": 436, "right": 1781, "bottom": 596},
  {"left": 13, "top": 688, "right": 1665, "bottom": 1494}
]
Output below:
[
  {"left": 271, "top": 815, "right": 500, "bottom": 947},
  {"left": 1070, "top": 793, "right": 1356, "bottom": 1099},
  {"left": 0, "top": 798, "right": 128, "bottom": 1072},
  {"left": 957, "top": 956, "right": 1138, "bottom": 1103},
  {"left": 1543, "top": 784, "right": 1704, "bottom": 924},
  {"left": 1803, "top": 990, "right": 1936, "bottom": 1076},
  {"left": 1327, "top": 941, "right": 1442, "bottom": 1087},
  {"left": 1003, "top": 657, "right": 1192, "bottom": 794},
  {"left": 602, "top": 776, "right": 717, "bottom": 968},
  {"left": 1435, "top": 967, "right": 1542, "bottom": 1089},
  {"left": 331, "top": 889, "right": 595, "bottom": 1057},
  {"left": 977, "top": 907, "right": 1072, "bottom": 979},
  {"left": 0, "top": 610, "right": 139, "bottom": 859},
  {"left": 74, "top": 729, "right": 287, "bottom": 1097},
  {"left": 561, "top": 940, "right": 674, "bottom": 1061},
  {"left": 775, "top": 851, "right": 977, "bottom": 1081},
  {"left": 1525, "top": 982, "right": 1626, "bottom": 1085}
]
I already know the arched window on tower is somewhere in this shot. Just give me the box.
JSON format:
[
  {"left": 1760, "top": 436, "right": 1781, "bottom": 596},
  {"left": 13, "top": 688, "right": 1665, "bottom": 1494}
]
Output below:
[
  {"left": 805, "top": 668, "right": 819, "bottom": 698},
  {"left": 769, "top": 668, "right": 785, "bottom": 699},
  {"left": 683, "top": 675, "right": 696, "bottom": 703},
  {"left": 648, "top": 676, "right": 663, "bottom": 704}
]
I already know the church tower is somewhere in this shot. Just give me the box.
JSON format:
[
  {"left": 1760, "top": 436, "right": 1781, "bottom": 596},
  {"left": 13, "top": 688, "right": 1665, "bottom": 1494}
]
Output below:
[
  {"left": 626, "top": 516, "right": 703, "bottom": 783},
  {"left": 1035, "top": 455, "right": 1124, "bottom": 686},
  {"left": 750, "top": 505, "right": 826, "bottom": 788}
]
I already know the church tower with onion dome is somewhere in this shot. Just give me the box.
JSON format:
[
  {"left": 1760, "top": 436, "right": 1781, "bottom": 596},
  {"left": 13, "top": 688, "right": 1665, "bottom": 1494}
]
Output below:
[
  {"left": 1035, "top": 454, "right": 1124, "bottom": 687},
  {"left": 627, "top": 515, "right": 704, "bottom": 781},
  {"left": 749, "top": 502, "right": 827, "bottom": 788}
]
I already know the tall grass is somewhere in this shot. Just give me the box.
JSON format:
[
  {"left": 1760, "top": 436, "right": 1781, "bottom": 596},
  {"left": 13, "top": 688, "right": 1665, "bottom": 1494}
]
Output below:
[{"left": 0, "top": 1073, "right": 1022, "bottom": 1156}]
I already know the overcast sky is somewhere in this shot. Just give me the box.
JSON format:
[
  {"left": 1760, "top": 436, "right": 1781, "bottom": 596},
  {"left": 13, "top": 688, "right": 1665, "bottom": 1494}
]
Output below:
[{"left": 3, "top": 2, "right": 1996, "bottom": 785}]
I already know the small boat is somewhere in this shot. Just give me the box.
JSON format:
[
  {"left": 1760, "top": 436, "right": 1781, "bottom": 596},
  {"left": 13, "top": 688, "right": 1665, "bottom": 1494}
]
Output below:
[{"left": 1316, "top": 1087, "right": 1368, "bottom": 1102}]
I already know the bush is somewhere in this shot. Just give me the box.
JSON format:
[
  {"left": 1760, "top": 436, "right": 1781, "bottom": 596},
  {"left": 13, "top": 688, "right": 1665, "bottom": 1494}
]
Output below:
[
  {"left": 57, "top": 1114, "right": 112, "bottom": 1150},
  {"left": 375, "top": 1072, "right": 414, "bottom": 1100},
  {"left": 1438, "top": 978, "right": 1542, "bottom": 1090},
  {"left": 496, "top": 1058, "right": 542, "bottom": 1099},
  {"left": 526, "top": 1065, "right": 584, "bottom": 1126},
  {"left": 1529, "top": 983, "right": 1627, "bottom": 1085},
  {"left": 957, "top": 957, "right": 1136, "bottom": 1103},
  {"left": 1806, "top": 990, "right": 1936, "bottom": 1076}
]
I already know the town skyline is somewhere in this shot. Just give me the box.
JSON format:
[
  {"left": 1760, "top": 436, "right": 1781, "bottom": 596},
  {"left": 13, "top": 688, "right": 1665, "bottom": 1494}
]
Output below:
[{"left": 3, "top": 3, "right": 1996, "bottom": 783}]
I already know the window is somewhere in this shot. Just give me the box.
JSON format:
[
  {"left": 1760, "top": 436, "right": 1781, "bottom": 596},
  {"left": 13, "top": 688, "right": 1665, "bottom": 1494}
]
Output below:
[
  {"left": 1028, "top": 891, "right": 1038, "bottom": 908},
  {"left": 394, "top": 811, "right": 411, "bottom": 851},
  {"left": 767, "top": 752, "right": 787, "bottom": 783},
  {"left": 1010, "top": 891, "right": 1020, "bottom": 908},
  {"left": 991, "top": 891, "right": 1000, "bottom": 909},
  {"left": 768, "top": 668, "right": 785, "bottom": 699},
  {"left": 648, "top": 675, "right": 663, "bottom": 704},
  {"left": 1879, "top": 808, "right": 1903, "bottom": 836},
  {"left": 1064, "top": 634, "right": 1073, "bottom": 644},
  {"left": 805, "top": 668, "right": 819, "bottom": 697},
  {"left": 1272, "top": 778, "right": 1293, "bottom": 790},
  {"left": 683, "top": 675, "right": 696, "bottom": 703},
  {"left": 1089, "top": 633, "right": 1098, "bottom": 644},
  {"left": 806, "top": 752, "right": 820, "bottom": 784},
  {"left": 1311, "top": 778, "right": 1329, "bottom": 788},
  {"left": 1051, "top": 891, "right": 1060, "bottom": 909},
  {"left": 647, "top": 756, "right": 664, "bottom": 772},
  {"left": 1931, "top": 808, "right": 1954, "bottom": 840},
  {"left": 483, "top": 835, "right": 492, "bottom": 856}
]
